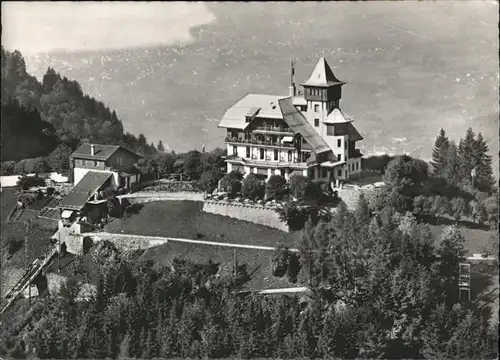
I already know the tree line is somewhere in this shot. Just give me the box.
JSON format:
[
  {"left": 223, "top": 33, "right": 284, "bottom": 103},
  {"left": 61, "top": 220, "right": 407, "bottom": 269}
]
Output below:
[{"left": 1, "top": 196, "right": 497, "bottom": 359}]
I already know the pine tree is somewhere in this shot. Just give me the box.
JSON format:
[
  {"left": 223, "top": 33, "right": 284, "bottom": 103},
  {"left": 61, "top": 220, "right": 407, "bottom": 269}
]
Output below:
[
  {"left": 431, "top": 128, "right": 450, "bottom": 176},
  {"left": 441, "top": 141, "right": 462, "bottom": 186},
  {"left": 355, "top": 192, "right": 371, "bottom": 226},
  {"left": 473, "top": 133, "right": 495, "bottom": 193},
  {"left": 157, "top": 140, "right": 165, "bottom": 152},
  {"left": 457, "top": 127, "right": 478, "bottom": 185}
]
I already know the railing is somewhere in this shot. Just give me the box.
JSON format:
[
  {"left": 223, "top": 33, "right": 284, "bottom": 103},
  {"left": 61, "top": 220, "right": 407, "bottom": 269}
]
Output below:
[
  {"left": 253, "top": 126, "right": 294, "bottom": 134},
  {"left": 0, "top": 244, "right": 58, "bottom": 315},
  {"left": 225, "top": 137, "right": 296, "bottom": 149},
  {"left": 349, "top": 148, "right": 363, "bottom": 158}
]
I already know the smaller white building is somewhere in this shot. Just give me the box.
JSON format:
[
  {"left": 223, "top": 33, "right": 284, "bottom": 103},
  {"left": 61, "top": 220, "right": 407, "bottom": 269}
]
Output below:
[{"left": 70, "top": 143, "right": 142, "bottom": 190}]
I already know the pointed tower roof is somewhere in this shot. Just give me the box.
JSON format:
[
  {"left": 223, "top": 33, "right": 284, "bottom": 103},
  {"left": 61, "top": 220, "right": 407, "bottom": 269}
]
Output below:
[{"left": 301, "top": 57, "right": 344, "bottom": 87}]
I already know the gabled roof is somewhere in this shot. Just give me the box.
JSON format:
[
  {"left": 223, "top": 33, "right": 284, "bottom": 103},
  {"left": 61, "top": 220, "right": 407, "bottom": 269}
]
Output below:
[
  {"left": 59, "top": 171, "right": 112, "bottom": 211},
  {"left": 218, "top": 94, "right": 286, "bottom": 129},
  {"left": 323, "top": 108, "right": 354, "bottom": 124},
  {"left": 278, "top": 97, "right": 331, "bottom": 154},
  {"left": 70, "top": 143, "right": 142, "bottom": 162},
  {"left": 347, "top": 122, "right": 363, "bottom": 141},
  {"left": 301, "top": 57, "right": 344, "bottom": 87}
]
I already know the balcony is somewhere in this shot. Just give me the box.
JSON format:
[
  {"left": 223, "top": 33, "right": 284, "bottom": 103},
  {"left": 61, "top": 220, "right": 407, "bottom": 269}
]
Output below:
[
  {"left": 349, "top": 148, "right": 363, "bottom": 159},
  {"left": 242, "top": 157, "right": 308, "bottom": 169},
  {"left": 225, "top": 137, "right": 296, "bottom": 149},
  {"left": 253, "top": 126, "right": 295, "bottom": 135}
]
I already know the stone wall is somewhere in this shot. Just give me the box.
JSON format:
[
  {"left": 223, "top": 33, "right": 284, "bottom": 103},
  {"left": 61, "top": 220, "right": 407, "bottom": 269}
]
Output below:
[{"left": 202, "top": 200, "right": 288, "bottom": 232}]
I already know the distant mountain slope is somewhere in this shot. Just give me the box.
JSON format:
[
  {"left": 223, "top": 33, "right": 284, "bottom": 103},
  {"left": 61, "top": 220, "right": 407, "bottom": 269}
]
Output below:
[{"left": 22, "top": 1, "right": 498, "bottom": 171}]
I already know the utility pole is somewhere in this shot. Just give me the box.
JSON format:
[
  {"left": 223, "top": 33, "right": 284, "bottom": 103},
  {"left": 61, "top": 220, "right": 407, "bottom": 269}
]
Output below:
[
  {"left": 58, "top": 228, "right": 61, "bottom": 272},
  {"left": 233, "top": 249, "right": 237, "bottom": 275},
  {"left": 25, "top": 221, "right": 31, "bottom": 305}
]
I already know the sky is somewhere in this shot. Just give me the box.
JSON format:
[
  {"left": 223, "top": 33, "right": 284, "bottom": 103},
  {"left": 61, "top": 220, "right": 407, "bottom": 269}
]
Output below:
[{"left": 1, "top": 2, "right": 216, "bottom": 54}]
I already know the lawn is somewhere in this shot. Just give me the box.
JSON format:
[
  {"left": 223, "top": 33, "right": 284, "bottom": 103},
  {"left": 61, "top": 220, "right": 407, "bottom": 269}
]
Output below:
[
  {"left": 105, "top": 200, "right": 302, "bottom": 248},
  {"left": 428, "top": 223, "right": 496, "bottom": 256},
  {"left": 140, "top": 241, "right": 304, "bottom": 291}
]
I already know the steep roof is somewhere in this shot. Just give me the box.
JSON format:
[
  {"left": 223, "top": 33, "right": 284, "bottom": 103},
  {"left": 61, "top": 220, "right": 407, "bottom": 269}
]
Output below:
[
  {"left": 323, "top": 108, "right": 354, "bottom": 124},
  {"left": 278, "top": 97, "right": 331, "bottom": 154},
  {"left": 58, "top": 171, "right": 112, "bottom": 211},
  {"left": 301, "top": 57, "right": 344, "bottom": 87},
  {"left": 218, "top": 94, "right": 286, "bottom": 129},
  {"left": 70, "top": 143, "right": 141, "bottom": 162}
]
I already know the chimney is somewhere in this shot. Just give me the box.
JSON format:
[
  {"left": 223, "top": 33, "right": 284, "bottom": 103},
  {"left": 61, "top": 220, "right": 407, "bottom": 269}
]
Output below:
[{"left": 90, "top": 144, "right": 95, "bottom": 156}]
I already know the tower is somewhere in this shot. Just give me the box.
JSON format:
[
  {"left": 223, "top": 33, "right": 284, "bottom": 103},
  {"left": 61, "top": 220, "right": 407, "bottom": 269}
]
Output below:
[
  {"left": 300, "top": 57, "right": 345, "bottom": 140},
  {"left": 301, "top": 57, "right": 344, "bottom": 121}
]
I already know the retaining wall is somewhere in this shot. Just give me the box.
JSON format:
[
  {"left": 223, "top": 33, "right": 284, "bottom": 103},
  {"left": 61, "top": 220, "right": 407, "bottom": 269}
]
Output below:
[
  {"left": 120, "top": 191, "right": 204, "bottom": 203},
  {"left": 202, "top": 200, "right": 288, "bottom": 232}
]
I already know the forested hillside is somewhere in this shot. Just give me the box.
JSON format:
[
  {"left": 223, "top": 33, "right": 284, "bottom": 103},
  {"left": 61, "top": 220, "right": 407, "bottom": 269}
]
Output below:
[{"left": 1, "top": 47, "right": 156, "bottom": 163}]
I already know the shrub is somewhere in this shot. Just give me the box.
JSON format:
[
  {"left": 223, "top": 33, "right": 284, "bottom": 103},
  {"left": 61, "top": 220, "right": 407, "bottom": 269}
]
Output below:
[
  {"left": 197, "top": 167, "right": 224, "bottom": 193},
  {"left": 430, "top": 195, "right": 451, "bottom": 222},
  {"left": 272, "top": 246, "right": 290, "bottom": 278},
  {"left": 16, "top": 175, "right": 45, "bottom": 190},
  {"left": 0, "top": 161, "right": 16, "bottom": 175},
  {"left": 219, "top": 171, "right": 243, "bottom": 191},
  {"left": 289, "top": 174, "right": 310, "bottom": 200},
  {"left": 481, "top": 195, "right": 498, "bottom": 229},
  {"left": 107, "top": 197, "right": 123, "bottom": 218},
  {"left": 123, "top": 203, "right": 143, "bottom": 218},
  {"left": 241, "top": 174, "right": 265, "bottom": 200},
  {"left": 17, "top": 193, "right": 37, "bottom": 207},
  {"left": 286, "top": 252, "right": 302, "bottom": 284},
  {"left": 265, "top": 175, "right": 287, "bottom": 201},
  {"left": 7, "top": 237, "right": 23, "bottom": 256},
  {"left": 305, "top": 181, "right": 323, "bottom": 202},
  {"left": 450, "top": 197, "right": 467, "bottom": 222}
]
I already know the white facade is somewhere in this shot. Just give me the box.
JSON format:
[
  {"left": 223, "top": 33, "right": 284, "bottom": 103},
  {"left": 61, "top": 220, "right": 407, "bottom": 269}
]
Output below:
[
  {"left": 221, "top": 57, "right": 363, "bottom": 184},
  {"left": 73, "top": 167, "right": 139, "bottom": 188}
]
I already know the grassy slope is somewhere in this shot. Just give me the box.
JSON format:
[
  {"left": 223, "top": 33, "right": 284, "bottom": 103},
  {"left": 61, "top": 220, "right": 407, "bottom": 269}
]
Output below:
[
  {"left": 105, "top": 200, "right": 301, "bottom": 248},
  {"left": 140, "top": 241, "right": 303, "bottom": 290},
  {"left": 1, "top": 188, "right": 56, "bottom": 296},
  {"left": 428, "top": 223, "right": 495, "bottom": 256}
]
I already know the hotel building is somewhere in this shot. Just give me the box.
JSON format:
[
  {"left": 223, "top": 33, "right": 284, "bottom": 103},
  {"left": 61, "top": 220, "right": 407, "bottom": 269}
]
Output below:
[{"left": 218, "top": 57, "right": 363, "bottom": 183}]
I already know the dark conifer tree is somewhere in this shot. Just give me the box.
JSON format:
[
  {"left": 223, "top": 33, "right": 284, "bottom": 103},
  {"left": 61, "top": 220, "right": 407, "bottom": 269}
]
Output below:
[
  {"left": 458, "top": 127, "right": 478, "bottom": 184},
  {"left": 473, "top": 132, "right": 495, "bottom": 193},
  {"left": 431, "top": 128, "right": 450, "bottom": 176}
]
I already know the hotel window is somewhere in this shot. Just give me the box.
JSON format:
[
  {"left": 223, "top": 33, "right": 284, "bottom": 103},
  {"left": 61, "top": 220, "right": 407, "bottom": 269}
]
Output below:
[
  {"left": 260, "top": 148, "right": 265, "bottom": 160},
  {"left": 326, "top": 124, "right": 334, "bottom": 136},
  {"left": 246, "top": 146, "right": 250, "bottom": 158},
  {"left": 274, "top": 149, "right": 279, "bottom": 161},
  {"left": 314, "top": 104, "right": 319, "bottom": 112},
  {"left": 94, "top": 160, "right": 98, "bottom": 166},
  {"left": 337, "top": 154, "right": 342, "bottom": 162},
  {"left": 337, "top": 139, "right": 342, "bottom": 148},
  {"left": 322, "top": 168, "right": 327, "bottom": 178},
  {"left": 337, "top": 169, "right": 342, "bottom": 177},
  {"left": 288, "top": 151, "right": 292, "bottom": 162},
  {"left": 233, "top": 146, "right": 237, "bottom": 156},
  {"left": 314, "top": 118, "right": 319, "bottom": 127},
  {"left": 356, "top": 162, "right": 359, "bottom": 170},
  {"left": 82, "top": 159, "right": 86, "bottom": 166}
]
